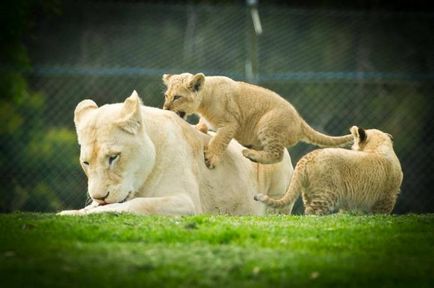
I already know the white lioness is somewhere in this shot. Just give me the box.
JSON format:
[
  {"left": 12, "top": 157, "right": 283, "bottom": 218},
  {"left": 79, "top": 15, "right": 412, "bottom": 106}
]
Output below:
[
  {"left": 59, "top": 91, "right": 293, "bottom": 216},
  {"left": 162, "top": 73, "right": 353, "bottom": 169},
  {"left": 255, "top": 126, "right": 403, "bottom": 215}
]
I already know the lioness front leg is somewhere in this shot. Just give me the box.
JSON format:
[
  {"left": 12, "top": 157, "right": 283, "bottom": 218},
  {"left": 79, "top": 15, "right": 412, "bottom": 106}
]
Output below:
[
  {"left": 58, "top": 195, "right": 197, "bottom": 216},
  {"left": 57, "top": 201, "right": 99, "bottom": 216},
  {"left": 205, "top": 124, "right": 238, "bottom": 169}
]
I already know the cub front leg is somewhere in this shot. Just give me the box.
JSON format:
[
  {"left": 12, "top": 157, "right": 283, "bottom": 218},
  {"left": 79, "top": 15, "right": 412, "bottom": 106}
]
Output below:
[
  {"left": 195, "top": 118, "right": 209, "bottom": 134},
  {"left": 205, "top": 124, "right": 238, "bottom": 169}
]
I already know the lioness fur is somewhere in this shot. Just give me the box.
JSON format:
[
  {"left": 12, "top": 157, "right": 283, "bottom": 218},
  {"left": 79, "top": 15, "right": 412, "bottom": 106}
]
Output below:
[
  {"left": 255, "top": 126, "right": 403, "bottom": 215},
  {"left": 59, "top": 91, "right": 293, "bottom": 216},
  {"left": 162, "top": 73, "right": 353, "bottom": 168}
]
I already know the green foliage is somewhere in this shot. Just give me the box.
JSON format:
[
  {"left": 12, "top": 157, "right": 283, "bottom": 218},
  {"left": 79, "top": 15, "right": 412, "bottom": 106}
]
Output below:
[
  {"left": 0, "top": 0, "right": 83, "bottom": 212},
  {"left": 0, "top": 213, "right": 433, "bottom": 287}
]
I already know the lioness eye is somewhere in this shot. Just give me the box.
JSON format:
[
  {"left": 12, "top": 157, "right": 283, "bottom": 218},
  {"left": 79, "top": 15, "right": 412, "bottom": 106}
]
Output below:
[
  {"left": 109, "top": 154, "right": 120, "bottom": 165},
  {"left": 173, "top": 95, "right": 182, "bottom": 101},
  {"left": 83, "top": 161, "right": 89, "bottom": 166}
]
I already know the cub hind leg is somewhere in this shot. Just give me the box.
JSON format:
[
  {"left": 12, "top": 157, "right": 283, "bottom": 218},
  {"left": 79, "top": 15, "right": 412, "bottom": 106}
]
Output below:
[
  {"left": 242, "top": 141, "right": 285, "bottom": 164},
  {"left": 242, "top": 123, "right": 287, "bottom": 164},
  {"left": 303, "top": 188, "right": 338, "bottom": 216},
  {"left": 371, "top": 194, "right": 397, "bottom": 214}
]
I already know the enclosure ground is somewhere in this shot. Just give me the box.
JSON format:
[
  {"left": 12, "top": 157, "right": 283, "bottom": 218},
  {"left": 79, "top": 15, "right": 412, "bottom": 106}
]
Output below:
[{"left": 0, "top": 213, "right": 433, "bottom": 287}]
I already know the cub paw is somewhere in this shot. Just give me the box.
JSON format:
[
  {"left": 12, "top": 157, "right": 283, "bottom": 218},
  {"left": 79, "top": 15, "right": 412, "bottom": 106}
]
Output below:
[
  {"left": 196, "top": 122, "right": 208, "bottom": 134},
  {"left": 204, "top": 148, "right": 220, "bottom": 169},
  {"left": 242, "top": 149, "right": 259, "bottom": 163}
]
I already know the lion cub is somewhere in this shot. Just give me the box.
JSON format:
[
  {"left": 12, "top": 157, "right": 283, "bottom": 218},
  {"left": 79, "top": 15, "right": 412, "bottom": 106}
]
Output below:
[
  {"left": 255, "top": 126, "right": 403, "bottom": 215},
  {"left": 162, "top": 73, "right": 353, "bottom": 168}
]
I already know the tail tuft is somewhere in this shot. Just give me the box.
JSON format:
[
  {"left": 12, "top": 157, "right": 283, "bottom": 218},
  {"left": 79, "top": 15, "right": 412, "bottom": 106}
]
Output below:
[{"left": 254, "top": 193, "right": 268, "bottom": 202}]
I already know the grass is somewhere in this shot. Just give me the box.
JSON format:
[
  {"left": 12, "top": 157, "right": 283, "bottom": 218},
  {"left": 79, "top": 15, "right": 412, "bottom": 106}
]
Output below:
[{"left": 0, "top": 213, "right": 433, "bottom": 287}]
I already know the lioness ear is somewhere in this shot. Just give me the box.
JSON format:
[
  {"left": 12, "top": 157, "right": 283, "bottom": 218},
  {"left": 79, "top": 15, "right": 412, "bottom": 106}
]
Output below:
[
  {"left": 386, "top": 133, "right": 393, "bottom": 141},
  {"left": 358, "top": 127, "right": 367, "bottom": 143},
  {"left": 117, "top": 90, "right": 143, "bottom": 134},
  {"left": 350, "top": 126, "right": 367, "bottom": 143},
  {"left": 162, "top": 74, "right": 172, "bottom": 86},
  {"left": 74, "top": 99, "right": 98, "bottom": 128},
  {"left": 188, "top": 73, "right": 205, "bottom": 92}
]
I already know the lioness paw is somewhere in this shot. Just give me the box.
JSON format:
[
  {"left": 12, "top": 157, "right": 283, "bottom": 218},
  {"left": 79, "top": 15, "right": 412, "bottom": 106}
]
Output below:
[{"left": 57, "top": 209, "right": 85, "bottom": 216}]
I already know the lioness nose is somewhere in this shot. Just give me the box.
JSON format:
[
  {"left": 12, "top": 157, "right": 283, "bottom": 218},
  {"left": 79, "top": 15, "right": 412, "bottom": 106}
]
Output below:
[{"left": 93, "top": 191, "right": 109, "bottom": 201}]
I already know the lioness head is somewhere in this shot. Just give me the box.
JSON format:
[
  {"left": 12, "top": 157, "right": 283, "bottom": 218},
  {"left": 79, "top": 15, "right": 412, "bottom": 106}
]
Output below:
[
  {"left": 74, "top": 91, "right": 155, "bottom": 205},
  {"left": 162, "top": 72, "right": 205, "bottom": 119},
  {"left": 350, "top": 126, "right": 394, "bottom": 152}
]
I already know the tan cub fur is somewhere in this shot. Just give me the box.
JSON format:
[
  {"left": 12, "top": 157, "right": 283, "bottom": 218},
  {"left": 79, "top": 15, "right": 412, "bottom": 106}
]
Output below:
[
  {"left": 162, "top": 73, "right": 353, "bottom": 168},
  {"left": 255, "top": 126, "right": 403, "bottom": 215}
]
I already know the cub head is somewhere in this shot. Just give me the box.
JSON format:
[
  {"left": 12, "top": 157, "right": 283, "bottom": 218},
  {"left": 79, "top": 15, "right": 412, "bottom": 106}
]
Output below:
[
  {"left": 350, "top": 126, "right": 394, "bottom": 152},
  {"left": 74, "top": 91, "right": 155, "bottom": 205},
  {"left": 162, "top": 72, "right": 205, "bottom": 119}
]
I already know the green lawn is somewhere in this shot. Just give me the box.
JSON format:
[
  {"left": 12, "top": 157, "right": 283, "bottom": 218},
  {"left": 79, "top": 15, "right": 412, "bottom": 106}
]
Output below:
[{"left": 0, "top": 213, "right": 433, "bottom": 287}]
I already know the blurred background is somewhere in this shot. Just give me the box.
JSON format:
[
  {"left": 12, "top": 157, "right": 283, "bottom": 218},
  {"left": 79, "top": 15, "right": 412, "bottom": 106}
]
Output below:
[{"left": 1, "top": 0, "right": 433, "bottom": 214}]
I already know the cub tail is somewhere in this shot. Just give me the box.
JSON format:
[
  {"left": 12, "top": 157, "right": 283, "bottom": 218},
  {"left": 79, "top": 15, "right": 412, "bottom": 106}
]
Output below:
[
  {"left": 301, "top": 120, "right": 353, "bottom": 147},
  {"left": 254, "top": 158, "right": 307, "bottom": 210}
]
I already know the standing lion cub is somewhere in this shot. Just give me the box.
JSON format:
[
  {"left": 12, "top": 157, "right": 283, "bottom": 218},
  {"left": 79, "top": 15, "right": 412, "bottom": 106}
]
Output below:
[
  {"left": 255, "top": 126, "right": 403, "bottom": 215},
  {"left": 162, "top": 73, "right": 353, "bottom": 168}
]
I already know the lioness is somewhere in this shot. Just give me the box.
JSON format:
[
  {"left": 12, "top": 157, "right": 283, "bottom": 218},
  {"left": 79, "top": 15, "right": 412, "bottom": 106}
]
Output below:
[
  {"left": 255, "top": 126, "right": 403, "bottom": 215},
  {"left": 59, "top": 91, "right": 293, "bottom": 216},
  {"left": 162, "top": 73, "right": 353, "bottom": 169}
]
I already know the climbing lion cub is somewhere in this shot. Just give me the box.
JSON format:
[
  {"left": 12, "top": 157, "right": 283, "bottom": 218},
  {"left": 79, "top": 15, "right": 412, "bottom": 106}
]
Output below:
[
  {"left": 255, "top": 126, "right": 403, "bottom": 215},
  {"left": 162, "top": 73, "right": 353, "bottom": 168}
]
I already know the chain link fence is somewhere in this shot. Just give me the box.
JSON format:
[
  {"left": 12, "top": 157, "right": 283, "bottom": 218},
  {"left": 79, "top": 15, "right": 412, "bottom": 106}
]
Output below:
[{"left": 3, "top": 2, "right": 433, "bottom": 213}]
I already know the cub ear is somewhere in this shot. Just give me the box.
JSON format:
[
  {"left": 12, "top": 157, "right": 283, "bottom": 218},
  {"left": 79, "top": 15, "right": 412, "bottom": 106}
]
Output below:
[
  {"left": 117, "top": 90, "right": 143, "bottom": 134},
  {"left": 188, "top": 73, "right": 205, "bottom": 92},
  {"left": 162, "top": 74, "right": 172, "bottom": 86},
  {"left": 350, "top": 126, "right": 367, "bottom": 143},
  {"left": 74, "top": 99, "right": 98, "bottom": 128}
]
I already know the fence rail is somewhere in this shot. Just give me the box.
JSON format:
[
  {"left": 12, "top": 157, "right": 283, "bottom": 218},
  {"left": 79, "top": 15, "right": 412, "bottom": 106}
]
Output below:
[{"left": 2, "top": 2, "right": 433, "bottom": 213}]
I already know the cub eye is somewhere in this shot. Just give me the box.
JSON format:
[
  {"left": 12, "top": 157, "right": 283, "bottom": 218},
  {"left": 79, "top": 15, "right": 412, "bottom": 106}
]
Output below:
[
  {"left": 109, "top": 154, "right": 120, "bottom": 165},
  {"left": 82, "top": 161, "right": 89, "bottom": 166},
  {"left": 173, "top": 95, "right": 182, "bottom": 101}
]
